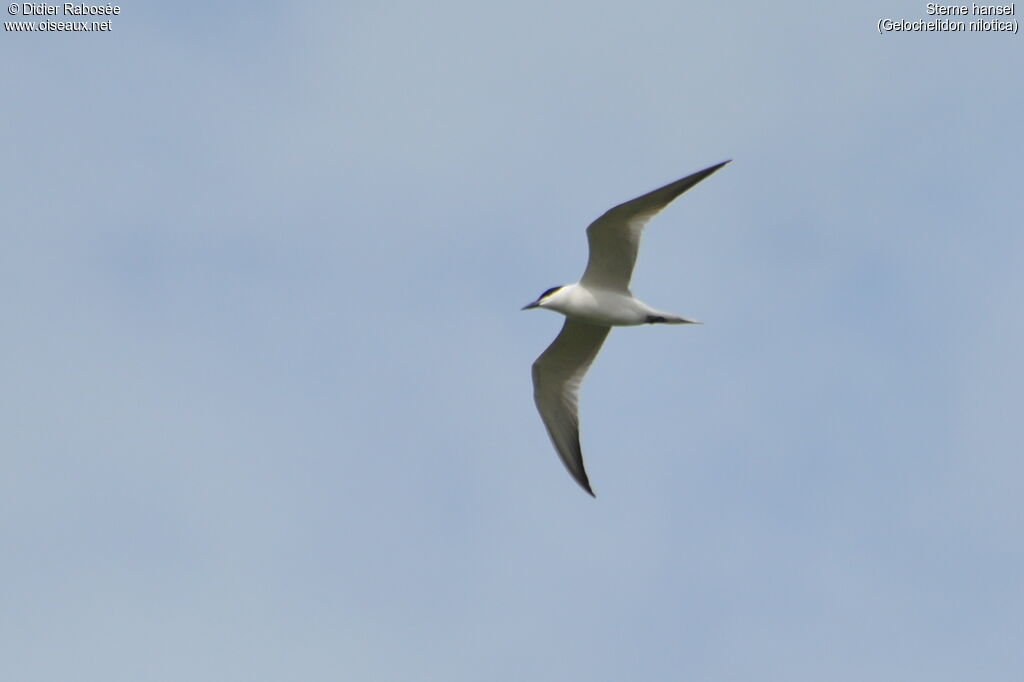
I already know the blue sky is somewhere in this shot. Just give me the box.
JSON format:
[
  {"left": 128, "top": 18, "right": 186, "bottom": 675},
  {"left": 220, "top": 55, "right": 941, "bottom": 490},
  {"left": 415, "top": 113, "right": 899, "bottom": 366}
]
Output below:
[{"left": 3, "top": 2, "right": 1023, "bottom": 680}]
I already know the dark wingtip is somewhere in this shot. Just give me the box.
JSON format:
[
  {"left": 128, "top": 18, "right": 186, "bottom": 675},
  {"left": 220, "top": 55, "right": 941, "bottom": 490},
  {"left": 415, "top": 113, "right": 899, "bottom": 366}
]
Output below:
[
  {"left": 707, "top": 159, "right": 731, "bottom": 173},
  {"left": 665, "top": 160, "right": 732, "bottom": 202},
  {"left": 698, "top": 159, "right": 731, "bottom": 178},
  {"left": 577, "top": 474, "right": 596, "bottom": 497}
]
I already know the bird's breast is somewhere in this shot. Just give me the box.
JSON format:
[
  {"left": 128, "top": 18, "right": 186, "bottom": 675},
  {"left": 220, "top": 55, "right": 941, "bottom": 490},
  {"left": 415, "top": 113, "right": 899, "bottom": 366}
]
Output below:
[{"left": 560, "top": 287, "right": 649, "bottom": 326}]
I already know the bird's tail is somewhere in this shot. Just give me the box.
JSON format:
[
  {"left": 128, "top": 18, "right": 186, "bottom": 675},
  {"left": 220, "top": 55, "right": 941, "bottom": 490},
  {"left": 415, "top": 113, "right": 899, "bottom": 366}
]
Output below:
[{"left": 645, "top": 313, "right": 701, "bottom": 325}]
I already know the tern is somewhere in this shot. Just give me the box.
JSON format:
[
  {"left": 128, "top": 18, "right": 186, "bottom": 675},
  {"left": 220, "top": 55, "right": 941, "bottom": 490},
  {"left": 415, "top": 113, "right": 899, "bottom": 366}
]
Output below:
[{"left": 523, "top": 160, "right": 729, "bottom": 496}]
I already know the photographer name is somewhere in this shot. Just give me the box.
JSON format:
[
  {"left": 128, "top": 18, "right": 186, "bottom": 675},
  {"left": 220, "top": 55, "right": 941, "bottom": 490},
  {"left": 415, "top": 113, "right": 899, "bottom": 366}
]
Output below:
[{"left": 19, "top": 3, "right": 119, "bottom": 15}]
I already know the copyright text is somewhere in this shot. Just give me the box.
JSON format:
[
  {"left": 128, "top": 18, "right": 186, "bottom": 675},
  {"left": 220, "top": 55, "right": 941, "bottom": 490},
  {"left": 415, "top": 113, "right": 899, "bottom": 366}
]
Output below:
[{"left": 5, "top": 3, "right": 119, "bottom": 31}]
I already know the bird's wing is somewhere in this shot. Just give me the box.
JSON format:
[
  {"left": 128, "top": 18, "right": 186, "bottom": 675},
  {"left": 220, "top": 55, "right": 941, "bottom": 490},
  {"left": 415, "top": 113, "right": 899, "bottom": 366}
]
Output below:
[
  {"left": 531, "top": 318, "right": 611, "bottom": 496},
  {"left": 580, "top": 160, "right": 730, "bottom": 292}
]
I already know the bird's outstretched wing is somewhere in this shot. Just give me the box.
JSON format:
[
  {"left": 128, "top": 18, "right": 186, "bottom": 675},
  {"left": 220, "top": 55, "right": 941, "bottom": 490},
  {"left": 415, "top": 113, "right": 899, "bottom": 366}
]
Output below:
[
  {"left": 580, "top": 160, "right": 730, "bottom": 292},
  {"left": 531, "top": 318, "right": 611, "bottom": 496}
]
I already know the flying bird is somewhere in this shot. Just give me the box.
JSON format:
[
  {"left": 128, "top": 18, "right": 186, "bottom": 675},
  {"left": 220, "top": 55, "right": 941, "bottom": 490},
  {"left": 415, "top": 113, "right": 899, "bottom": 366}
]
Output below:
[{"left": 523, "top": 160, "right": 729, "bottom": 496}]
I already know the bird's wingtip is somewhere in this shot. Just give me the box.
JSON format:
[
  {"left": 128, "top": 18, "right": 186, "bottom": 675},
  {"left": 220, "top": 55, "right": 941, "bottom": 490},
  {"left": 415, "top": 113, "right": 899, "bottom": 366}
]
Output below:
[{"left": 576, "top": 474, "right": 596, "bottom": 497}]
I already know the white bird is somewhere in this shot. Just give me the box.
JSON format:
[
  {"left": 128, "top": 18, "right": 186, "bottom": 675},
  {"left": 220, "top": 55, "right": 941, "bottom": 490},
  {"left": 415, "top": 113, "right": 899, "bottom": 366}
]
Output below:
[{"left": 523, "top": 161, "right": 729, "bottom": 496}]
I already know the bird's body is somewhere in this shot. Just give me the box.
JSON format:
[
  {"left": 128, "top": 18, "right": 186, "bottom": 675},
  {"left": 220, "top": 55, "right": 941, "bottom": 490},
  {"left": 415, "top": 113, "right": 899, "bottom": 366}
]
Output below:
[
  {"left": 528, "top": 284, "right": 697, "bottom": 327},
  {"left": 524, "top": 160, "right": 729, "bottom": 496}
]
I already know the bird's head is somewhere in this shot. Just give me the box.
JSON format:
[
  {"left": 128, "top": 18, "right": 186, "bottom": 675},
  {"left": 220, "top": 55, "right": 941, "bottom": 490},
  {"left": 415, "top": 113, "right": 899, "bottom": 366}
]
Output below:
[{"left": 522, "top": 285, "right": 567, "bottom": 311}]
